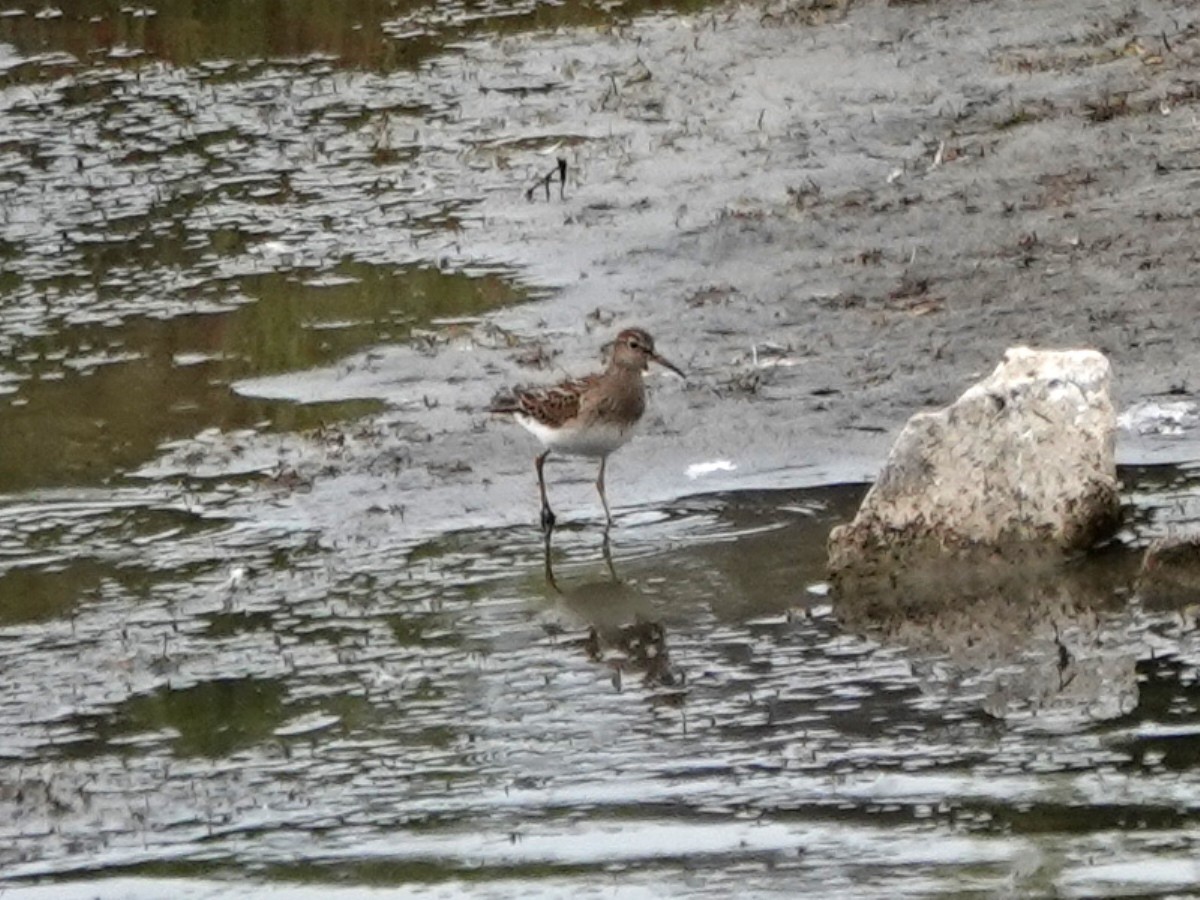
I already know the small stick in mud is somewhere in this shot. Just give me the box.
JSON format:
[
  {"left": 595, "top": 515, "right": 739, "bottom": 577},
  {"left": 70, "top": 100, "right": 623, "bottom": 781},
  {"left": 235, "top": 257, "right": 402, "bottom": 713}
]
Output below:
[{"left": 526, "top": 157, "right": 567, "bottom": 201}]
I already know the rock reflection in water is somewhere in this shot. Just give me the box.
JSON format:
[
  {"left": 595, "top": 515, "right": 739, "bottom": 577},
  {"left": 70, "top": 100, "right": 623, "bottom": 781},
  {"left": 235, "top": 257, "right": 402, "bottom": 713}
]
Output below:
[{"left": 833, "top": 542, "right": 1145, "bottom": 724}]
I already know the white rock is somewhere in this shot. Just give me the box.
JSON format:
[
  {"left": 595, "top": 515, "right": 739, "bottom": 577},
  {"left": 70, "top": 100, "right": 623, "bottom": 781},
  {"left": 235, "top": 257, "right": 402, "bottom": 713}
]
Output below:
[{"left": 829, "top": 347, "right": 1120, "bottom": 590}]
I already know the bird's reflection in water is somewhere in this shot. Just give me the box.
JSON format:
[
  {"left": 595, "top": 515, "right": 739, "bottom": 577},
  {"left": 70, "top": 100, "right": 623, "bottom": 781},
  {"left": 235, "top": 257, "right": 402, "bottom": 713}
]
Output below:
[
  {"left": 542, "top": 527, "right": 618, "bottom": 590},
  {"left": 543, "top": 529, "right": 682, "bottom": 690}
]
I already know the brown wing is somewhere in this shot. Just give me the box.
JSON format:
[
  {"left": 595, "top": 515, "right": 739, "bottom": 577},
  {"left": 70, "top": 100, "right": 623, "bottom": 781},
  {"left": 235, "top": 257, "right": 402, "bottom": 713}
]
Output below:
[{"left": 490, "top": 375, "right": 600, "bottom": 428}]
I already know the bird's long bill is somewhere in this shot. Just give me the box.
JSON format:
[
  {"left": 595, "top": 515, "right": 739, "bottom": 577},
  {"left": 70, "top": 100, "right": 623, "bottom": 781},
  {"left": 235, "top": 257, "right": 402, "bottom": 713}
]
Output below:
[{"left": 651, "top": 351, "right": 686, "bottom": 378}]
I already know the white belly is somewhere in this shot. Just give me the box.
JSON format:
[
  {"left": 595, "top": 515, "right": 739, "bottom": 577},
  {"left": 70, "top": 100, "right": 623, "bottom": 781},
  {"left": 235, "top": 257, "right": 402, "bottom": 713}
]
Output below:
[{"left": 516, "top": 415, "right": 635, "bottom": 458}]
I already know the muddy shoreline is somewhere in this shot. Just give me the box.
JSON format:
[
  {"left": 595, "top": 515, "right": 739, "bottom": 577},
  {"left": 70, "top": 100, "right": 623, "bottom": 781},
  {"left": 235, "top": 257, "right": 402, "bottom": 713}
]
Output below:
[{"left": 206, "top": 0, "right": 1200, "bottom": 536}]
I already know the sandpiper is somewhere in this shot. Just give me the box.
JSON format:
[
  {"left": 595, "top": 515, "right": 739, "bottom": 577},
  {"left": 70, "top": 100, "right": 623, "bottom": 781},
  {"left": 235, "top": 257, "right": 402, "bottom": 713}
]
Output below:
[{"left": 491, "top": 327, "right": 685, "bottom": 531}]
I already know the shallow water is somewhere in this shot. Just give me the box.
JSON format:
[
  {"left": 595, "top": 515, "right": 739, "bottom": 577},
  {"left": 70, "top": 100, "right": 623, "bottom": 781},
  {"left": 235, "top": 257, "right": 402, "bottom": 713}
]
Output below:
[
  {"left": 4, "top": 0, "right": 1200, "bottom": 898},
  {"left": 2, "top": 478, "right": 1200, "bottom": 898}
]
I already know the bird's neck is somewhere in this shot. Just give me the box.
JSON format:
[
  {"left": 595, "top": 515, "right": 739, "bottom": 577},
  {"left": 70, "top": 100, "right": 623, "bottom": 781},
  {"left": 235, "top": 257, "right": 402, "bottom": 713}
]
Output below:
[{"left": 606, "top": 358, "right": 645, "bottom": 379}]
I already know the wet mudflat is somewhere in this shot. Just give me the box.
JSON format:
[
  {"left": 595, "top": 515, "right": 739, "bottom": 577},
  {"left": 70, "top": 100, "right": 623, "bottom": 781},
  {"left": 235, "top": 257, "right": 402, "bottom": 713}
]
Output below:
[{"left": 3, "top": 0, "right": 1200, "bottom": 897}]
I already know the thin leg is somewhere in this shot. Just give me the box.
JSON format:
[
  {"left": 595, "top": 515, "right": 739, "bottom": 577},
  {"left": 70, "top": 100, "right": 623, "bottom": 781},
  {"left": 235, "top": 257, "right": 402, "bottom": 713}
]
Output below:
[
  {"left": 600, "top": 528, "right": 618, "bottom": 583},
  {"left": 542, "top": 527, "right": 560, "bottom": 593},
  {"left": 535, "top": 450, "right": 555, "bottom": 532},
  {"left": 596, "top": 456, "right": 613, "bottom": 529}
]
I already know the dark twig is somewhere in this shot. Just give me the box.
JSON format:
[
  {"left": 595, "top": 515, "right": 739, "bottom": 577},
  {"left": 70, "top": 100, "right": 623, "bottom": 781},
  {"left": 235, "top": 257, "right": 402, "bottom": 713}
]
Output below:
[{"left": 526, "top": 157, "right": 568, "bottom": 201}]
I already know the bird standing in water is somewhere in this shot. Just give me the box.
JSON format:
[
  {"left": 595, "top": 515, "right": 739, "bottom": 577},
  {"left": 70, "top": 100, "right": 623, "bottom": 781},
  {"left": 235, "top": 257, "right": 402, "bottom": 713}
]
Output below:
[{"left": 491, "top": 327, "right": 685, "bottom": 532}]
